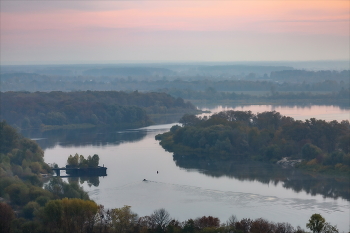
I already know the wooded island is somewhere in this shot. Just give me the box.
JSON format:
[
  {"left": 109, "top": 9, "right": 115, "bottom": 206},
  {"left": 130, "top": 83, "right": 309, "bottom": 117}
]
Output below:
[{"left": 156, "top": 111, "right": 350, "bottom": 176}]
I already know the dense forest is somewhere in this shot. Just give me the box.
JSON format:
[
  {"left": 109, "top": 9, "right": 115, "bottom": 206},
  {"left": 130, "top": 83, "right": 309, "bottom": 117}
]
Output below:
[
  {"left": 156, "top": 111, "right": 350, "bottom": 176},
  {"left": 1, "top": 121, "right": 339, "bottom": 233},
  {"left": 0, "top": 91, "right": 197, "bottom": 130}
]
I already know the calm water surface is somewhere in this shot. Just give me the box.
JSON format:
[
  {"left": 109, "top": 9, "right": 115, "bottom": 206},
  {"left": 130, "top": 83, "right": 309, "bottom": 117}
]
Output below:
[
  {"left": 198, "top": 105, "right": 349, "bottom": 121},
  {"left": 34, "top": 105, "right": 349, "bottom": 232}
]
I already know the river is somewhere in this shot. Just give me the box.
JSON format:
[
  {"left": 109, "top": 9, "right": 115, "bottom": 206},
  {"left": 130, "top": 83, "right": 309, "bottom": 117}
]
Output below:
[{"left": 30, "top": 105, "right": 349, "bottom": 232}]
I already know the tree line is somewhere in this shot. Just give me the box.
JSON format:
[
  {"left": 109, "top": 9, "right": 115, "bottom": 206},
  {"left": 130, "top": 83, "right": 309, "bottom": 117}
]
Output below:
[
  {"left": 1, "top": 201, "right": 340, "bottom": 233},
  {"left": 158, "top": 87, "right": 349, "bottom": 105},
  {"left": 156, "top": 111, "right": 350, "bottom": 176},
  {"left": 1, "top": 70, "right": 349, "bottom": 93},
  {"left": 0, "top": 91, "right": 196, "bottom": 130}
]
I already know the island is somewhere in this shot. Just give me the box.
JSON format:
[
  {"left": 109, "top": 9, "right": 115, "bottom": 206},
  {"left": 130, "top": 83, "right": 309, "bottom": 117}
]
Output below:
[{"left": 155, "top": 110, "right": 350, "bottom": 176}]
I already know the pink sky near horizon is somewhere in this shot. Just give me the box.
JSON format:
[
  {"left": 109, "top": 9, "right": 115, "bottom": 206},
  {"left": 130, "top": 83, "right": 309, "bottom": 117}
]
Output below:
[{"left": 1, "top": 1, "right": 349, "bottom": 64}]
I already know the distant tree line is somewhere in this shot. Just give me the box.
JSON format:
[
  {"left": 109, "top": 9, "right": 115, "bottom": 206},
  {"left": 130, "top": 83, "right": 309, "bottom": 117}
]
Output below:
[
  {"left": 270, "top": 70, "right": 349, "bottom": 82},
  {"left": 156, "top": 111, "right": 350, "bottom": 175},
  {"left": 0, "top": 91, "right": 196, "bottom": 129},
  {"left": 1, "top": 70, "right": 349, "bottom": 93},
  {"left": 158, "top": 87, "right": 349, "bottom": 105}
]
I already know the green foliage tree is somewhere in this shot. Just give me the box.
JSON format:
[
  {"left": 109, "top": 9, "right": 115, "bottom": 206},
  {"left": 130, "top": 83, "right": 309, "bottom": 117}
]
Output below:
[
  {"left": 67, "top": 154, "right": 79, "bottom": 167},
  {"left": 182, "top": 219, "right": 195, "bottom": 233},
  {"left": 5, "top": 183, "right": 29, "bottom": 206},
  {"left": 306, "top": 214, "right": 325, "bottom": 233},
  {"left": 22, "top": 201, "right": 40, "bottom": 219},
  {"left": 179, "top": 114, "right": 201, "bottom": 126},
  {"left": 0, "top": 121, "right": 19, "bottom": 154},
  {"left": 338, "top": 134, "right": 350, "bottom": 153},
  {"left": 302, "top": 144, "right": 323, "bottom": 160},
  {"left": 79, "top": 154, "right": 88, "bottom": 168},
  {"left": 88, "top": 154, "right": 99, "bottom": 168}
]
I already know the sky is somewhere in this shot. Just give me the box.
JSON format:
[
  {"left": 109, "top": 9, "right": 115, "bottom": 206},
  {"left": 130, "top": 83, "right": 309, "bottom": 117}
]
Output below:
[{"left": 1, "top": 1, "right": 349, "bottom": 65}]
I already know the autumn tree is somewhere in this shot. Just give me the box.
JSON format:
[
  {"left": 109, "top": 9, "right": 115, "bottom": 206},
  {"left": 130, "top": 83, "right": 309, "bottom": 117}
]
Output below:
[
  {"left": 194, "top": 216, "right": 220, "bottom": 229},
  {"left": 41, "top": 198, "right": 98, "bottom": 233},
  {"left": 110, "top": 205, "right": 138, "bottom": 233}
]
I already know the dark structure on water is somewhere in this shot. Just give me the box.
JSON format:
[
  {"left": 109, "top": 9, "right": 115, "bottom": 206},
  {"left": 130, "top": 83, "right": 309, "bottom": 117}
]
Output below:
[{"left": 52, "top": 165, "right": 107, "bottom": 177}]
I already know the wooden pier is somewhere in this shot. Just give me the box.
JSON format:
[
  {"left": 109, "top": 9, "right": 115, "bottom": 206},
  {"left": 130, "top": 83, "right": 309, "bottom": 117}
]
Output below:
[{"left": 52, "top": 166, "right": 107, "bottom": 177}]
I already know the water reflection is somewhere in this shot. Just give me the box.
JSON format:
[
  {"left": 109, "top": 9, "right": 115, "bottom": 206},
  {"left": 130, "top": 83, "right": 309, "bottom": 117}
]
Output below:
[
  {"left": 67, "top": 176, "right": 102, "bottom": 187},
  {"left": 22, "top": 126, "right": 148, "bottom": 150},
  {"left": 149, "top": 113, "right": 186, "bottom": 125},
  {"left": 196, "top": 103, "right": 350, "bottom": 111},
  {"left": 173, "top": 154, "right": 350, "bottom": 201}
]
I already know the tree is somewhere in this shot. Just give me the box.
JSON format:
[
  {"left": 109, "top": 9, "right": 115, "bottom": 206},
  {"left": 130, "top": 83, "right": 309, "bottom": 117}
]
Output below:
[
  {"left": 0, "top": 121, "right": 19, "bottom": 154},
  {"left": 67, "top": 154, "right": 79, "bottom": 167},
  {"left": 338, "top": 134, "right": 350, "bottom": 153},
  {"left": 0, "top": 202, "right": 15, "bottom": 233},
  {"left": 149, "top": 208, "right": 171, "bottom": 231},
  {"left": 42, "top": 199, "right": 63, "bottom": 231},
  {"left": 226, "top": 215, "right": 237, "bottom": 228},
  {"left": 179, "top": 114, "right": 201, "bottom": 126},
  {"left": 79, "top": 155, "right": 88, "bottom": 168},
  {"left": 275, "top": 222, "right": 294, "bottom": 233},
  {"left": 88, "top": 154, "right": 99, "bottom": 168},
  {"left": 110, "top": 205, "right": 138, "bottom": 233},
  {"left": 302, "top": 144, "right": 323, "bottom": 160},
  {"left": 23, "top": 201, "right": 40, "bottom": 219},
  {"left": 306, "top": 214, "right": 325, "bottom": 233},
  {"left": 182, "top": 219, "right": 195, "bottom": 233},
  {"left": 194, "top": 216, "right": 220, "bottom": 229},
  {"left": 42, "top": 198, "right": 98, "bottom": 233},
  {"left": 250, "top": 218, "right": 275, "bottom": 233},
  {"left": 61, "top": 198, "right": 98, "bottom": 233},
  {"left": 321, "top": 222, "right": 339, "bottom": 233},
  {"left": 235, "top": 218, "right": 252, "bottom": 233}
]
